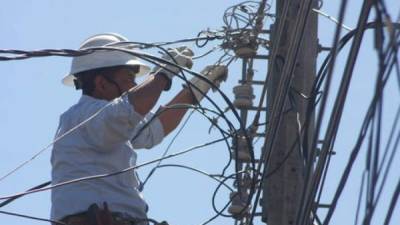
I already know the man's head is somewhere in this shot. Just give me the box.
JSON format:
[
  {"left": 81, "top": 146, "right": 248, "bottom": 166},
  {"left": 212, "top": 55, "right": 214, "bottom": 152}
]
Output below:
[
  {"left": 74, "top": 65, "right": 139, "bottom": 100},
  {"left": 62, "top": 33, "right": 150, "bottom": 99}
]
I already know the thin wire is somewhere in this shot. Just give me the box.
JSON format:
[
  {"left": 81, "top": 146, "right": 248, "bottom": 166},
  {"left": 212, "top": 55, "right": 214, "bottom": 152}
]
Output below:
[
  {"left": 192, "top": 46, "right": 220, "bottom": 60},
  {"left": 312, "top": 8, "right": 353, "bottom": 31},
  {"left": 0, "top": 181, "right": 51, "bottom": 208},
  {"left": 382, "top": 178, "right": 400, "bottom": 225},
  {"left": 250, "top": 0, "right": 317, "bottom": 223},
  {"left": 202, "top": 172, "right": 247, "bottom": 225},
  {"left": 322, "top": 23, "right": 400, "bottom": 225},
  {"left": 0, "top": 136, "right": 230, "bottom": 201},
  {"left": 0, "top": 210, "right": 66, "bottom": 225},
  {"left": 1, "top": 103, "right": 232, "bottom": 209},
  {"left": 354, "top": 171, "right": 367, "bottom": 225},
  {"left": 0, "top": 46, "right": 242, "bottom": 183},
  {"left": 300, "top": 1, "right": 372, "bottom": 223},
  {"left": 140, "top": 110, "right": 195, "bottom": 190},
  {"left": 143, "top": 164, "right": 234, "bottom": 192}
]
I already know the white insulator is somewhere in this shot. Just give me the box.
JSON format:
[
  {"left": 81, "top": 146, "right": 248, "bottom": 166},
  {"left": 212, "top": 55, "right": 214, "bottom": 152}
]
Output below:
[
  {"left": 231, "top": 149, "right": 252, "bottom": 162},
  {"left": 234, "top": 46, "right": 257, "bottom": 58},
  {"left": 228, "top": 192, "right": 251, "bottom": 216},
  {"left": 240, "top": 174, "right": 254, "bottom": 189},
  {"left": 232, "top": 136, "right": 252, "bottom": 162},
  {"left": 233, "top": 84, "right": 254, "bottom": 109}
]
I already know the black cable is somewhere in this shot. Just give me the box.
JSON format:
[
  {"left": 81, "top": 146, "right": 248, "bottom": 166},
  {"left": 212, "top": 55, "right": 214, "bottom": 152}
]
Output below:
[
  {"left": 0, "top": 181, "right": 51, "bottom": 208},
  {"left": 130, "top": 104, "right": 235, "bottom": 186},
  {"left": 382, "top": 178, "right": 400, "bottom": 225},
  {"left": 141, "top": 164, "right": 234, "bottom": 192},
  {"left": 250, "top": 0, "right": 317, "bottom": 223},
  {"left": 3, "top": 102, "right": 233, "bottom": 202},
  {"left": 0, "top": 135, "right": 231, "bottom": 201},
  {"left": 354, "top": 171, "right": 367, "bottom": 225},
  {"left": 140, "top": 110, "right": 195, "bottom": 190},
  {"left": 210, "top": 171, "right": 247, "bottom": 218},
  {"left": 360, "top": 51, "right": 400, "bottom": 225},
  {"left": 0, "top": 102, "right": 233, "bottom": 207},
  {"left": 301, "top": 1, "right": 374, "bottom": 224},
  {"left": 127, "top": 41, "right": 210, "bottom": 120},
  {"left": 0, "top": 45, "right": 245, "bottom": 184},
  {"left": 150, "top": 35, "right": 224, "bottom": 48},
  {"left": 98, "top": 46, "right": 256, "bottom": 186},
  {"left": 0, "top": 210, "right": 66, "bottom": 225},
  {"left": 298, "top": 0, "right": 350, "bottom": 217},
  {"left": 322, "top": 26, "right": 400, "bottom": 225},
  {"left": 301, "top": 20, "right": 400, "bottom": 225},
  {"left": 375, "top": 106, "right": 400, "bottom": 193},
  {"left": 366, "top": 108, "right": 400, "bottom": 224},
  {"left": 202, "top": 172, "right": 247, "bottom": 224},
  {"left": 0, "top": 42, "right": 239, "bottom": 138},
  {"left": 314, "top": 22, "right": 400, "bottom": 97}
]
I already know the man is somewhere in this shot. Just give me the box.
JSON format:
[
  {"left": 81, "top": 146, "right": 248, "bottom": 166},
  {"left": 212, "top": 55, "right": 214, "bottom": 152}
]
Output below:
[{"left": 50, "top": 33, "right": 227, "bottom": 225}]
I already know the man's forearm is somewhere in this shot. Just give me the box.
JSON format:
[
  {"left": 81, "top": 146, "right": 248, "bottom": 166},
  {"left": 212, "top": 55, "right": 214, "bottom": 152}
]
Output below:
[
  {"left": 158, "top": 87, "right": 196, "bottom": 135},
  {"left": 128, "top": 74, "right": 169, "bottom": 116}
]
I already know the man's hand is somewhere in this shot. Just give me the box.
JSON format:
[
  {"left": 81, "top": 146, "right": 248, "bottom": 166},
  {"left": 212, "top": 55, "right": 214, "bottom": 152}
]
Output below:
[
  {"left": 153, "top": 46, "right": 194, "bottom": 90},
  {"left": 187, "top": 65, "right": 228, "bottom": 103}
]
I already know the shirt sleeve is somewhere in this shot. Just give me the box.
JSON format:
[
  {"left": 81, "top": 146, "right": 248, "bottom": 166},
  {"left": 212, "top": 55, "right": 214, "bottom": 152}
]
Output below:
[{"left": 130, "top": 111, "right": 165, "bottom": 149}]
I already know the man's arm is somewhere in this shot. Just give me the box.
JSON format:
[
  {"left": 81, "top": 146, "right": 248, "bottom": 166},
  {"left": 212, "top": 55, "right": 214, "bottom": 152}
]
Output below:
[
  {"left": 128, "top": 46, "right": 193, "bottom": 116},
  {"left": 127, "top": 74, "right": 169, "bottom": 116},
  {"left": 158, "top": 87, "right": 195, "bottom": 136},
  {"left": 157, "top": 65, "right": 228, "bottom": 136}
]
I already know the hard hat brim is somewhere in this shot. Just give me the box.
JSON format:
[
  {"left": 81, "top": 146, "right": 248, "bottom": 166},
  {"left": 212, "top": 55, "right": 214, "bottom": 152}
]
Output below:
[{"left": 62, "top": 59, "right": 150, "bottom": 87}]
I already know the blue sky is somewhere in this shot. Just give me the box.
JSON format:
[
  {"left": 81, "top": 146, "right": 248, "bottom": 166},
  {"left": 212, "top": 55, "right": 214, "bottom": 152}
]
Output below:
[{"left": 0, "top": 1, "right": 399, "bottom": 225}]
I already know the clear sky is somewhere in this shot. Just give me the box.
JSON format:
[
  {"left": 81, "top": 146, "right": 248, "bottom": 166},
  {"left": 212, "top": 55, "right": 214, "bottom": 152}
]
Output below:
[{"left": 0, "top": 1, "right": 399, "bottom": 225}]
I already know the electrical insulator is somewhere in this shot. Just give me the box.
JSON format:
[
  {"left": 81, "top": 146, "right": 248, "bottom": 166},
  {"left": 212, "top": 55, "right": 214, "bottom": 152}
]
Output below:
[
  {"left": 234, "top": 46, "right": 257, "bottom": 58},
  {"left": 240, "top": 173, "right": 254, "bottom": 189},
  {"left": 228, "top": 191, "right": 251, "bottom": 216},
  {"left": 232, "top": 32, "right": 258, "bottom": 58},
  {"left": 233, "top": 84, "right": 255, "bottom": 109},
  {"left": 231, "top": 136, "right": 252, "bottom": 162}
]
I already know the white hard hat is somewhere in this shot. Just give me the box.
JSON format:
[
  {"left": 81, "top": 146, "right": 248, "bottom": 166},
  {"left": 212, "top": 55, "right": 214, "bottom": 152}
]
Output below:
[{"left": 62, "top": 33, "right": 150, "bottom": 87}]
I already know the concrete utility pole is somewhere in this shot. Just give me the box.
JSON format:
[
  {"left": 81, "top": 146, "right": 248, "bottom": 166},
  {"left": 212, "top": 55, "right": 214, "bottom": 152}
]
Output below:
[{"left": 261, "top": 0, "right": 318, "bottom": 225}]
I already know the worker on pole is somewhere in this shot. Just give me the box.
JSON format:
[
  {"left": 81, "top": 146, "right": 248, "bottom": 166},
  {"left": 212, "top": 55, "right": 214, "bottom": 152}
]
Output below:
[{"left": 50, "top": 33, "right": 227, "bottom": 225}]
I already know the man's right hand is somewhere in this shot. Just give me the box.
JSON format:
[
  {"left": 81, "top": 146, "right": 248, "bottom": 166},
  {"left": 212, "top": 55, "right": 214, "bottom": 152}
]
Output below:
[{"left": 153, "top": 46, "right": 194, "bottom": 90}]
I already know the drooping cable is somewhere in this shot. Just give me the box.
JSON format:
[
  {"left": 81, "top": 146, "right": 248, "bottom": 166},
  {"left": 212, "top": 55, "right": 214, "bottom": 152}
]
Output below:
[
  {"left": 0, "top": 135, "right": 231, "bottom": 201},
  {"left": 140, "top": 110, "right": 195, "bottom": 190},
  {"left": 0, "top": 210, "right": 66, "bottom": 225}
]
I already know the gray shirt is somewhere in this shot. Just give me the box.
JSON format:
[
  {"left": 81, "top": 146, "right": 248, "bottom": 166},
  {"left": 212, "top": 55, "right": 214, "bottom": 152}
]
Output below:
[{"left": 51, "top": 95, "right": 164, "bottom": 220}]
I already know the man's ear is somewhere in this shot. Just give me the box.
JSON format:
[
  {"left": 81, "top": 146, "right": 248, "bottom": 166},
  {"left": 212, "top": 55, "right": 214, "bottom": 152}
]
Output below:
[{"left": 93, "top": 75, "right": 107, "bottom": 96}]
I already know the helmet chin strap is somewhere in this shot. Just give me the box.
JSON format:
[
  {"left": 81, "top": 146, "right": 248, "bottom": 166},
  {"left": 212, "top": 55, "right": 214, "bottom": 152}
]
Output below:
[{"left": 101, "top": 75, "right": 123, "bottom": 97}]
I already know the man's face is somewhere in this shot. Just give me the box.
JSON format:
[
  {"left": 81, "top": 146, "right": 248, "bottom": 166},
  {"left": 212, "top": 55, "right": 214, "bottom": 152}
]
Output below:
[{"left": 95, "top": 67, "right": 138, "bottom": 101}]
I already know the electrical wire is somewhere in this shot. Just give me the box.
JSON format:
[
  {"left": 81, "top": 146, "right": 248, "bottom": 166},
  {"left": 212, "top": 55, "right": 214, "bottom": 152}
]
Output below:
[
  {"left": 140, "top": 110, "right": 195, "bottom": 190},
  {"left": 304, "top": 22, "right": 400, "bottom": 224},
  {"left": 249, "top": 0, "right": 317, "bottom": 223},
  {"left": 298, "top": 0, "right": 366, "bottom": 223},
  {"left": 0, "top": 181, "right": 51, "bottom": 208},
  {"left": 133, "top": 42, "right": 239, "bottom": 185},
  {"left": 2, "top": 2, "right": 399, "bottom": 225},
  {"left": 321, "top": 20, "right": 400, "bottom": 225},
  {"left": 0, "top": 103, "right": 233, "bottom": 201},
  {"left": 142, "top": 164, "right": 234, "bottom": 192},
  {"left": 312, "top": 8, "right": 353, "bottom": 31},
  {"left": 0, "top": 11, "right": 256, "bottom": 225},
  {"left": 0, "top": 135, "right": 231, "bottom": 201},
  {"left": 202, "top": 172, "right": 247, "bottom": 225},
  {"left": 0, "top": 45, "right": 243, "bottom": 183},
  {"left": 0, "top": 210, "right": 66, "bottom": 225}
]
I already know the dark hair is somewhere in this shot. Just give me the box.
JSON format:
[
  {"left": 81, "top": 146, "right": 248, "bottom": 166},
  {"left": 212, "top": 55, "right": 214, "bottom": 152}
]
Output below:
[{"left": 74, "top": 66, "right": 124, "bottom": 95}]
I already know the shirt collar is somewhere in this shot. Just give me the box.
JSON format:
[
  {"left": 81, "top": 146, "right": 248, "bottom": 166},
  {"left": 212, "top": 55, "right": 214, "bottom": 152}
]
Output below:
[{"left": 78, "top": 94, "right": 96, "bottom": 103}]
